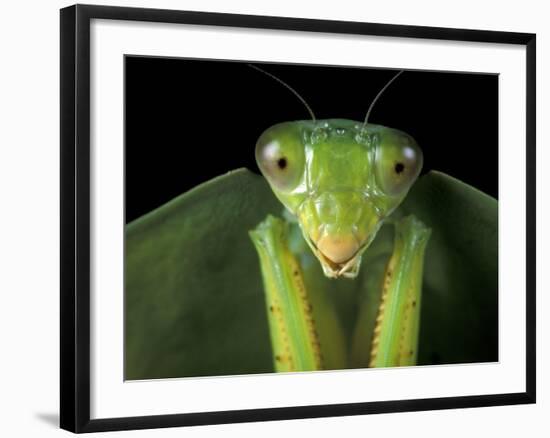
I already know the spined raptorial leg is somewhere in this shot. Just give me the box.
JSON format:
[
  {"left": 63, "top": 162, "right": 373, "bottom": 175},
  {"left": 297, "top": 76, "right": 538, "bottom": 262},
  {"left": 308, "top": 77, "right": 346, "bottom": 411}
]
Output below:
[
  {"left": 369, "top": 215, "right": 431, "bottom": 368},
  {"left": 249, "top": 215, "right": 323, "bottom": 372}
]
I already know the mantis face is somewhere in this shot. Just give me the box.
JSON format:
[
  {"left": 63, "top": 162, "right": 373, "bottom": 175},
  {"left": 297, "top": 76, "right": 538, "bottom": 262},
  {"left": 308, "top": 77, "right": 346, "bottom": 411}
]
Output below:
[{"left": 256, "top": 119, "right": 423, "bottom": 278}]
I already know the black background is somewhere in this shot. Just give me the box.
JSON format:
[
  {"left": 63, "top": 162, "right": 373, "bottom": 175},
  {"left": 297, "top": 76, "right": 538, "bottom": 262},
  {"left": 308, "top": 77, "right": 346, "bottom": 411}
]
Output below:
[{"left": 125, "top": 57, "right": 498, "bottom": 223}]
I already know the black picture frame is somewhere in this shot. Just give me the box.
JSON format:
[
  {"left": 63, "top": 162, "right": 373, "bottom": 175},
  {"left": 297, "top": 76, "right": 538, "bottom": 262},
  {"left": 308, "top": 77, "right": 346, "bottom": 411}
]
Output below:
[{"left": 60, "top": 4, "right": 536, "bottom": 433}]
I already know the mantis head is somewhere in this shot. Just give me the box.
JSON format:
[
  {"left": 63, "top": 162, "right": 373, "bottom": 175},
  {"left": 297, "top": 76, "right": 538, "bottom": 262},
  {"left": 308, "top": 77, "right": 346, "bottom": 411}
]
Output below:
[
  {"left": 256, "top": 119, "right": 422, "bottom": 278},
  {"left": 251, "top": 66, "right": 422, "bottom": 278}
]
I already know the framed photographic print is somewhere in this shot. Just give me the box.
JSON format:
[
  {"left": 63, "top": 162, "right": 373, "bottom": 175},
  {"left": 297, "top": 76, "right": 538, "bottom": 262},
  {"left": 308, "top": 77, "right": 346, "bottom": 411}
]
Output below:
[{"left": 60, "top": 4, "right": 536, "bottom": 433}]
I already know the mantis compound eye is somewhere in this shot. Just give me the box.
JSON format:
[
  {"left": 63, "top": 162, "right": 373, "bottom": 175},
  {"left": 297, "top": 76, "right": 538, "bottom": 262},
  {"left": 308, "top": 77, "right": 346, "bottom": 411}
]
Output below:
[
  {"left": 374, "top": 132, "right": 423, "bottom": 196},
  {"left": 255, "top": 124, "right": 305, "bottom": 191}
]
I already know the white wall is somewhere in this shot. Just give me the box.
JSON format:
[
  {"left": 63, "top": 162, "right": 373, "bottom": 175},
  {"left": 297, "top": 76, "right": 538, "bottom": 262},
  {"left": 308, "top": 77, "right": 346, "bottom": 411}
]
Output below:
[{"left": 0, "top": 0, "right": 546, "bottom": 436}]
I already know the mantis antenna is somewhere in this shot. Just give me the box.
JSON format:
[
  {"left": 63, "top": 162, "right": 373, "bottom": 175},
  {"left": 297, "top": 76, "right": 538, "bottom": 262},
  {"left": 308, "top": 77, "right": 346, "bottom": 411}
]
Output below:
[
  {"left": 248, "top": 64, "right": 317, "bottom": 123},
  {"left": 362, "top": 70, "right": 404, "bottom": 129}
]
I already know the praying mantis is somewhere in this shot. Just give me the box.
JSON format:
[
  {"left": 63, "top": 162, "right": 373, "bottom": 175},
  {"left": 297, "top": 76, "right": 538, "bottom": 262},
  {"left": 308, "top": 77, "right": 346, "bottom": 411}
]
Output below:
[
  {"left": 248, "top": 66, "right": 432, "bottom": 371},
  {"left": 124, "top": 61, "right": 498, "bottom": 381}
]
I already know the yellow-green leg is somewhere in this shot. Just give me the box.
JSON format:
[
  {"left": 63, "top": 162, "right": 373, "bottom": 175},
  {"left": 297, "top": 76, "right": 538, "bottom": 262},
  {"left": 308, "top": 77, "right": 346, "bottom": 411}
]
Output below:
[
  {"left": 369, "top": 215, "right": 431, "bottom": 368},
  {"left": 249, "top": 215, "right": 323, "bottom": 372}
]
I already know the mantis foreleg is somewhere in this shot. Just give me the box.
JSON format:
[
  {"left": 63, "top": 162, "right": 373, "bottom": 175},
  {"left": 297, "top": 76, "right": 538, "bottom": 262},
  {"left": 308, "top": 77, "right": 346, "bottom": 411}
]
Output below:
[
  {"left": 369, "top": 215, "right": 431, "bottom": 367},
  {"left": 249, "top": 215, "right": 323, "bottom": 372}
]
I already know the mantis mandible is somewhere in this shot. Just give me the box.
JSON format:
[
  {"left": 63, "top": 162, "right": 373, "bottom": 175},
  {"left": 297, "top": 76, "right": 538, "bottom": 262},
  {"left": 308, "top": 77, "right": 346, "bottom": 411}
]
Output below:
[{"left": 249, "top": 65, "right": 431, "bottom": 371}]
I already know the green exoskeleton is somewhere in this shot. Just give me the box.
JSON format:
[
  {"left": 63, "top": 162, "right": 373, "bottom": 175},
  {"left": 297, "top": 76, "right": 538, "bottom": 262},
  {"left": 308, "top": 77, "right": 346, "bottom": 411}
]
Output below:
[{"left": 249, "top": 66, "right": 431, "bottom": 372}]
